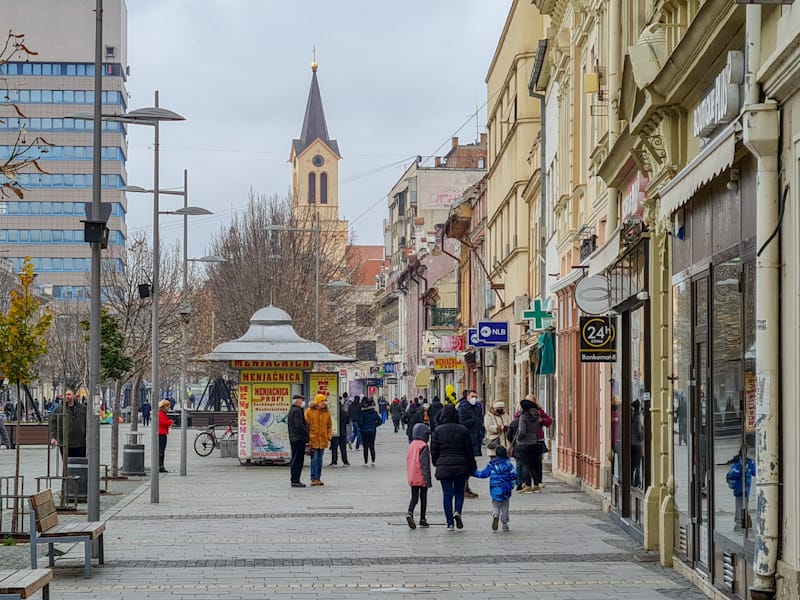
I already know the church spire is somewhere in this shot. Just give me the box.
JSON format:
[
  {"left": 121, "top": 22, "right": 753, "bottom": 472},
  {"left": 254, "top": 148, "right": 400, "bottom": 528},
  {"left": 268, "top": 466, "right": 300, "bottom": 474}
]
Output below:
[{"left": 292, "top": 55, "right": 340, "bottom": 158}]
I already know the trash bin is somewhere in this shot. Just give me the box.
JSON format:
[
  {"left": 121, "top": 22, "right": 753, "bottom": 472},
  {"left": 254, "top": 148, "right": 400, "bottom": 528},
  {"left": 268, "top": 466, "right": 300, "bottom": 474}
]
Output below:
[
  {"left": 67, "top": 457, "right": 88, "bottom": 502},
  {"left": 121, "top": 432, "right": 145, "bottom": 476},
  {"left": 167, "top": 411, "right": 191, "bottom": 428},
  {"left": 220, "top": 438, "right": 237, "bottom": 458}
]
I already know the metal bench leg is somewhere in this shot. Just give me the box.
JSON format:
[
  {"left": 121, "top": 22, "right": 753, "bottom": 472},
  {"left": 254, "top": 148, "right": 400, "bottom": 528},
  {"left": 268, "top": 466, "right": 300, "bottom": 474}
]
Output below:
[
  {"left": 99, "top": 534, "right": 104, "bottom": 564},
  {"left": 42, "top": 582, "right": 50, "bottom": 600},
  {"left": 29, "top": 509, "right": 38, "bottom": 569},
  {"left": 84, "top": 539, "right": 92, "bottom": 577},
  {"left": 48, "top": 543, "right": 55, "bottom": 567}
]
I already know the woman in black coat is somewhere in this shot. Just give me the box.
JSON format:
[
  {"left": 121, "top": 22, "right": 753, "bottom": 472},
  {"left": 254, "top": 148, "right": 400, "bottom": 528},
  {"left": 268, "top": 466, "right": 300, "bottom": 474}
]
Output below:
[{"left": 430, "top": 405, "right": 477, "bottom": 531}]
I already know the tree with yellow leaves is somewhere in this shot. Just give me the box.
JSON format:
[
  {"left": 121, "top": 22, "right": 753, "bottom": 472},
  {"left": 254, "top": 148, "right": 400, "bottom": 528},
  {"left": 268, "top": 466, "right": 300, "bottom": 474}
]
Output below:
[{"left": 0, "top": 257, "right": 53, "bottom": 531}]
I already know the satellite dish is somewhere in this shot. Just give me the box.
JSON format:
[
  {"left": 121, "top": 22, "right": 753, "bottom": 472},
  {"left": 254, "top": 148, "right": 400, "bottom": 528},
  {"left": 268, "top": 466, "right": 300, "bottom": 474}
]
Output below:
[{"left": 575, "top": 275, "right": 611, "bottom": 315}]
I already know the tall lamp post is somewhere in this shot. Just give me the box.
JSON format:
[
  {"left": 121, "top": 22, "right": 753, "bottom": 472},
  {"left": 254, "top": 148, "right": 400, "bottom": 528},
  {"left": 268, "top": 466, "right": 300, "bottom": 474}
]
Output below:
[
  {"left": 72, "top": 93, "right": 185, "bottom": 512},
  {"left": 122, "top": 175, "right": 214, "bottom": 480},
  {"left": 265, "top": 212, "right": 322, "bottom": 340}
]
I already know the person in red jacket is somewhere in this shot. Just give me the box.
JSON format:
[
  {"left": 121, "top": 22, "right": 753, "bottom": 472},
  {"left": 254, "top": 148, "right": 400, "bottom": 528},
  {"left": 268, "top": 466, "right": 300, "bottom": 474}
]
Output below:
[{"left": 157, "top": 400, "right": 173, "bottom": 473}]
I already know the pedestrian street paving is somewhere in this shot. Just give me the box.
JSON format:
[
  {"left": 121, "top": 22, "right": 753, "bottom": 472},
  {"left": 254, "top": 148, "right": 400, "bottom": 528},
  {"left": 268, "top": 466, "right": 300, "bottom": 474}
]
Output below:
[{"left": 4, "top": 424, "right": 711, "bottom": 599}]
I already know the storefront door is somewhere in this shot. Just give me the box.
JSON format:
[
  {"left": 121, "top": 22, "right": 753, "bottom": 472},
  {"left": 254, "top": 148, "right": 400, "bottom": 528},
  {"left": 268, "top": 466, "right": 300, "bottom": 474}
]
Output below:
[{"left": 692, "top": 277, "right": 712, "bottom": 572}]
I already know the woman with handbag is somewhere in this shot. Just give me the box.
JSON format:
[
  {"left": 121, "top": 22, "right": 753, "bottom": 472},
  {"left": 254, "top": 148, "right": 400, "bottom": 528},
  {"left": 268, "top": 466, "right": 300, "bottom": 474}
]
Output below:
[
  {"left": 528, "top": 394, "right": 552, "bottom": 490},
  {"left": 484, "top": 401, "right": 511, "bottom": 458}
]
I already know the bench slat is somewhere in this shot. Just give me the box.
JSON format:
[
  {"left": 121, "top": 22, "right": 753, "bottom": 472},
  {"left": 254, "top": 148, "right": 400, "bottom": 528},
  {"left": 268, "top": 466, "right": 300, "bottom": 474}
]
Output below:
[
  {"left": 0, "top": 568, "right": 52, "bottom": 596},
  {"left": 41, "top": 521, "right": 105, "bottom": 538},
  {"left": 30, "top": 490, "right": 60, "bottom": 533}
]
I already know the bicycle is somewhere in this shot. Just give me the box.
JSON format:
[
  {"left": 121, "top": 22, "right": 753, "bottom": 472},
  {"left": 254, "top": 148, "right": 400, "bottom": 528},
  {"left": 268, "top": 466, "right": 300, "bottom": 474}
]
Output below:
[{"left": 193, "top": 421, "right": 237, "bottom": 457}]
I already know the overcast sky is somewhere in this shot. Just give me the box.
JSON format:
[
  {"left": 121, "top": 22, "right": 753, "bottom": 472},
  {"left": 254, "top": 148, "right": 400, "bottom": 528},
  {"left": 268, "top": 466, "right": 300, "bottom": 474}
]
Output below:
[{"left": 124, "top": 1, "right": 512, "bottom": 258}]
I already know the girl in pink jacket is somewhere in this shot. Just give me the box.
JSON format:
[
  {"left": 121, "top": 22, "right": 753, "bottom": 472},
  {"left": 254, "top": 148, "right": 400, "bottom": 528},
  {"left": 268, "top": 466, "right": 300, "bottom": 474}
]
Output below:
[{"left": 406, "top": 423, "right": 432, "bottom": 529}]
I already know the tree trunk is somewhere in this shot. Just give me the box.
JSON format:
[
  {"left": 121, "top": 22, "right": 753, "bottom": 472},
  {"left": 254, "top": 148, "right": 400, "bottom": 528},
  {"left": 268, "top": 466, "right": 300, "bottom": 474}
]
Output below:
[
  {"left": 12, "top": 382, "right": 21, "bottom": 533},
  {"left": 130, "top": 372, "right": 143, "bottom": 433},
  {"left": 110, "top": 380, "right": 122, "bottom": 477}
]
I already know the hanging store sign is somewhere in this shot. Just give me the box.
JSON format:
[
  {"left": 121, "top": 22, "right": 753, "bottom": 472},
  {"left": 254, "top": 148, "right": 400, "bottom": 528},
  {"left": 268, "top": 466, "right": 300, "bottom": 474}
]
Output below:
[
  {"left": 440, "top": 335, "right": 465, "bottom": 352},
  {"left": 622, "top": 172, "right": 649, "bottom": 222},
  {"left": 692, "top": 50, "right": 744, "bottom": 138},
  {"left": 428, "top": 355, "right": 463, "bottom": 370},
  {"left": 579, "top": 316, "right": 617, "bottom": 362}
]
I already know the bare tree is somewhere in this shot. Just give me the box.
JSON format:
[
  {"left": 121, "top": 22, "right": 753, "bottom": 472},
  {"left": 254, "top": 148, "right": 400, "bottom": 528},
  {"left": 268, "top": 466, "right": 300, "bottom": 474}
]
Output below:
[
  {"left": 202, "top": 193, "right": 362, "bottom": 356},
  {"left": 99, "top": 230, "right": 188, "bottom": 474}
]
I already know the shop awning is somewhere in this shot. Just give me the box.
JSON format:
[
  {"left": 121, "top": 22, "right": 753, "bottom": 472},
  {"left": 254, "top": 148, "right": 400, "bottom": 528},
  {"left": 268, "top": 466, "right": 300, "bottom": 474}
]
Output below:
[
  {"left": 536, "top": 331, "right": 556, "bottom": 375},
  {"left": 514, "top": 344, "right": 535, "bottom": 365},
  {"left": 588, "top": 229, "right": 621, "bottom": 277},
  {"left": 413, "top": 368, "right": 431, "bottom": 388},
  {"left": 658, "top": 121, "right": 739, "bottom": 220}
]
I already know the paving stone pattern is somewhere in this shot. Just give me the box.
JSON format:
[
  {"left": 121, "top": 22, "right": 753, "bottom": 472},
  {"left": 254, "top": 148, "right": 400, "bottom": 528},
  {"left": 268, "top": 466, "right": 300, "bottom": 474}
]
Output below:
[{"left": 2, "top": 423, "right": 710, "bottom": 599}]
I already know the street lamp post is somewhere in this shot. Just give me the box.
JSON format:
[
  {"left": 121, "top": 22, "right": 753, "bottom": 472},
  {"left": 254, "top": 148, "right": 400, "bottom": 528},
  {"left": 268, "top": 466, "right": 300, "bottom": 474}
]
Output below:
[
  {"left": 73, "top": 92, "right": 186, "bottom": 510},
  {"left": 265, "top": 212, "right": 322, "bottom": 340},
  {"left": 122, "top": 174, "right": 213, "bottom": 481}
]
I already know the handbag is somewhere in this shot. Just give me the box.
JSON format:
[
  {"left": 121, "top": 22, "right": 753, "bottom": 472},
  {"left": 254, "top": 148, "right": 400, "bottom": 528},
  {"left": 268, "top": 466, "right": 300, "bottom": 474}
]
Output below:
[
  {"left": 538, "top": 439, "right": 549, "bottom": 454},
  {"left": 304, "top": 443, "right": 313, "bottom": 456},
  {"left": 486, "top": 436, "right": 500, "bottom": 450}
]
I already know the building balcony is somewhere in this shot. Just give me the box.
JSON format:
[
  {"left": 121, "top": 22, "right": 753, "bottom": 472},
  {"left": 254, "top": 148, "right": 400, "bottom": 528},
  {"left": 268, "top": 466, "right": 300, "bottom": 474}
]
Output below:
[{"left": 429, "top": 307, "right": 458, "bottom": 329}]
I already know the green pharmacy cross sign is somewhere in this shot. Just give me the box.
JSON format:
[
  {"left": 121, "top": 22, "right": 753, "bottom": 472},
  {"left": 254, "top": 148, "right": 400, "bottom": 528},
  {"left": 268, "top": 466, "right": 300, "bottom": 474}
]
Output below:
[{"left": 522, "top": 299, "right": 552, "bottom": 330}]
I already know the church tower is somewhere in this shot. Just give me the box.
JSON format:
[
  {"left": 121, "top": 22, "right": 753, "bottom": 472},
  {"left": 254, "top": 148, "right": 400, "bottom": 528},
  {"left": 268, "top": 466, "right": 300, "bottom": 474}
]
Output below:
[{"left": 290, "top": 56, "right": 348, "bottom": 244}]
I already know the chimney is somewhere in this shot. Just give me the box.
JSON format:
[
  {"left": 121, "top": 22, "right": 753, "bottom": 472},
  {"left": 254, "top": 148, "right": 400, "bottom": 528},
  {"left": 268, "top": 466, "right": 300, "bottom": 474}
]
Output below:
[
  {"left": 435, "top": 157, "right": 442, "bottom": 168},
  {"left": 451, "top": 137, "right": 459, "bottom": 149},
  {"left": 480, "top": 133, "right": 487, "bottom": 146}
]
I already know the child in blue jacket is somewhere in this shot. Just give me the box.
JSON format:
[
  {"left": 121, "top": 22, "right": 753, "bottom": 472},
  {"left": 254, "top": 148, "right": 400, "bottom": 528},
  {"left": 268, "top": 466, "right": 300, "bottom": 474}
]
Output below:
[
  {"left": 726, "top": 449, "right": 756, "bottom": 531},
  {"left": 473, "top": 445, "right": 517, "bottom": 531}
]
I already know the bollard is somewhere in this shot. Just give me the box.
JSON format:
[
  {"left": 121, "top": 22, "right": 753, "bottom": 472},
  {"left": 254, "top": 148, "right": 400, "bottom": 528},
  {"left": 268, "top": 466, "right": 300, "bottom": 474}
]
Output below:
[{"left": 66, "top": 457, "right": 88, "bottom": 502}]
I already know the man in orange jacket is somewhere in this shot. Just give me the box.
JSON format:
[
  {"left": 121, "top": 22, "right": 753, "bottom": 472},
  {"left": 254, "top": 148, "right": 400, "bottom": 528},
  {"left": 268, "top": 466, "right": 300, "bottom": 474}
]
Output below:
[{"left": 305, "top": 394, "right": 332, "bottom": 486}]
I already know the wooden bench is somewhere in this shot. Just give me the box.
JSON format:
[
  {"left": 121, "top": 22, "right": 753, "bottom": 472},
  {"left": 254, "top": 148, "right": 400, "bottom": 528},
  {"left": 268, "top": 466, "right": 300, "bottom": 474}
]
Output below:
[
  {"left": 28, "top": 490, "right": 105, "bottom": 578},
  {"left": 0, "top": 569, "right": 52, "bottom": 599}
]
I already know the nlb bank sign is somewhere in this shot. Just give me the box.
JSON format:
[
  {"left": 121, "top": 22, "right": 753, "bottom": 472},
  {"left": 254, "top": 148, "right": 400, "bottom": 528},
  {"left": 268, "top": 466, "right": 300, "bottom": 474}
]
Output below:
[{"left": 693, "top": 50, "right": 744, "bottom": 138}]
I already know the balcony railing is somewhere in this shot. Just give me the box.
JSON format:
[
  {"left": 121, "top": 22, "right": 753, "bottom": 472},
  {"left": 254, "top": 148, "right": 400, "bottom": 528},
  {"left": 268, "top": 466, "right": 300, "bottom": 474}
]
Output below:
[{"left": 429, "top": 307, "right": 458, "bottom": 329}]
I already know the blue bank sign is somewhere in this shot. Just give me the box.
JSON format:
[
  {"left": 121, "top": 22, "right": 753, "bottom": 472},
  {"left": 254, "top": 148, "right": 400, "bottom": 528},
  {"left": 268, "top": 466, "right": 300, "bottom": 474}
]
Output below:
[
  {"left": 468, "top": 328, "right": 494, "bottom": 348},
  {"left": 477, "top": 321, "right": 509, "bottom": 344}
]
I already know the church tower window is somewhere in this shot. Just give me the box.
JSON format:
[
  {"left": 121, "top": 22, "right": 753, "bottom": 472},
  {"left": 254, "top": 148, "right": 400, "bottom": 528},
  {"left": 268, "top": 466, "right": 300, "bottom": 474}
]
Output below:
[
  {"left": 320, "top": 173, "right": 328, "bottom": 204},
  {"left": 308, "top": 172, "right": 316, "bottom": 203}
]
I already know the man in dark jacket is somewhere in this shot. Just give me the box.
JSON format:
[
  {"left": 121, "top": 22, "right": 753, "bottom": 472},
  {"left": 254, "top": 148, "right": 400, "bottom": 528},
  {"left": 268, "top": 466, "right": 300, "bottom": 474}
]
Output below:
[
  {"left": 329, "top": 396, "right": 350, "bottom": 467},
  {"left": 427, "top": 396, "right": 443, "bottom": 430},
  {"left": 457, "top": 389, "right": 483, "bottom": 497},
  {"left": 348, "top": 395, "right": 362, "bottom": 450},
  {"left": 287, "top": 394, "right": 309, "bottom": 488},
  {"left": 49, "top": 389, "right": 87, "bottom": 459},
  {"left": 401, "top": 401, "right": 423, "bottom": 443},
  {"left": 389, "top": 398, "right": 403, "bottom": 432}
]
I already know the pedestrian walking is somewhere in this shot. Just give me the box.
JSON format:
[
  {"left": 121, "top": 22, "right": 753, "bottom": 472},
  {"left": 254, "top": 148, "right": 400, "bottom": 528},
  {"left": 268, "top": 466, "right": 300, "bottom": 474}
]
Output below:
[
  {"left": 288, "top": 394, "right": 309, "bottom": 487},
  {"left": 358, "top": 398, "right": 382, "bottom": 466},
  {"left": 457, "top": 389, "right": 483, "bottom": 498},
  {"left": 49, "top": 389, "right": 87, "bottom": 459},
  {"left": 141, "top": 399, "right": 152, "bottom": 427},
  {"left": 513, "top": 399, "right": 541, "bottom": 492},
  {"left": 406, "top": 423, "right": 432, "bottom": 529},
  {"left": 431, "top": 404, "right": 477, "bottom": 531},
  {"left": 378, "top": 396, "right": 389, "bottom": 424},
  {"left": 401, "top": 400, "right": 423, "bottom": 443},
  {"left": 348, "top": 395, "right": 362, "bottom": 450},
  {"left": 528, "top": 394, "right": 552, "bottom": 489},
  {"left": 157, "top": 399, "right": 173, "bottom": 473},
  {"left": 427, "top": 396, "right": 443, "bottom": 430},
  {"left": 0, "top": 411, "right": 13, "bottom": 449},
  {"left": 473, "top": 445, "right": 516, "bottom": 531},
  {"left": 305, "top": 394, "right": 332, "bottom": 486},
  {"left": 329, "top": 396, "right": 350, "bottom": 467},
  {"left": 389, "top": 398, "right": 403, "bottom": 432},
  {"left": 484, "top": 400, "right": 511, "bottom": 457},
  {"left": 506, "top": 410, "right": 528, "bottom": 491}
]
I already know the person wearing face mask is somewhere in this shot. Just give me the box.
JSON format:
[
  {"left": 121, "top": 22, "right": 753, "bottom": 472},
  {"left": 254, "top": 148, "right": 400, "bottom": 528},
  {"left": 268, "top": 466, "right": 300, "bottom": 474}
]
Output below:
[
  {"left": 484, "top": 401, "right": 511, "bottom": 458},
  {"left": 457, "top": 389, "right": 483, "bottom": 498}
]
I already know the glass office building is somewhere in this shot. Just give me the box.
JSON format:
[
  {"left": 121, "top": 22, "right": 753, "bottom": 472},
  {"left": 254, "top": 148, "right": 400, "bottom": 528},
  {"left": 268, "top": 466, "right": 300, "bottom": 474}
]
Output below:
[{"left": 0, "top": 1, "right": 129, "bottom": 300}]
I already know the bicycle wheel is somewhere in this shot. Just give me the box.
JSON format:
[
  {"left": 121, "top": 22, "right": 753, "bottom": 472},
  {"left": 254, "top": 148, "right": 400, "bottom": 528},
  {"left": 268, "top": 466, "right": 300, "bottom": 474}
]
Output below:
[{"left": 194, "top": 431, "right": 216, "bottom": 457}]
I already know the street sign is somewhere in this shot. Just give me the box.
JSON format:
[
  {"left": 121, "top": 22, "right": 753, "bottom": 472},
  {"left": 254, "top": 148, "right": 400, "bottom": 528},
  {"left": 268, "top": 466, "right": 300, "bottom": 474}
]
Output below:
[
  {"left": 477, "top": 321, "right": 509, "bottom": 344},
  {"left": 522, "top": 298, "right": 552, "bottom": 329},
  {"left": 579, "top": 316, "right": 617, "bottom": 362},
  {"left": 385, "top": 377, "right": 398, "bottom": 384},
  {"left": 468, "top": 328, "right": 494, "bottom": 348},
  {"left": 383, "top": 362, "right": 396, "bottom": 374}
]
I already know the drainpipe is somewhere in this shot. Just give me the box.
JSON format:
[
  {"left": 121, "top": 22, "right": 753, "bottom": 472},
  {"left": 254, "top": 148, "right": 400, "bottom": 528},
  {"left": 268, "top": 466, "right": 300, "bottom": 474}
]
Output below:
[
  {"left": 606, "top": 0, "right": 621, "bottom": 232},
  {"left": 743, "top": 6, "right": 780, "bottom": 596}
]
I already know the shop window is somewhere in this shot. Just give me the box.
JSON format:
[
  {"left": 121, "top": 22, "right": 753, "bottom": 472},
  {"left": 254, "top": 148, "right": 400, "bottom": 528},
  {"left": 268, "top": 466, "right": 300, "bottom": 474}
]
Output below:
[{"left": 672, "top": 278, "right": 691, "bottom": 516}]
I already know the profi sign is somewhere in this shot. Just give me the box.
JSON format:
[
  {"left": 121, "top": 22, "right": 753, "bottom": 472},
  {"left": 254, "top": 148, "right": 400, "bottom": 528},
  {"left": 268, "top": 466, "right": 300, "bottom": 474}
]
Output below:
[{"left": 693, "top": 50, "right": 744, "bottom": 138}]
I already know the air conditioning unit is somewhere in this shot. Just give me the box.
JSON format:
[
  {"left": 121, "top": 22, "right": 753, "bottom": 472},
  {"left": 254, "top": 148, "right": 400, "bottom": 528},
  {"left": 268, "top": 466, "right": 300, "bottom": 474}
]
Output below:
[{"left": 513, "top": 295, "right": 530, "bottom": 325}]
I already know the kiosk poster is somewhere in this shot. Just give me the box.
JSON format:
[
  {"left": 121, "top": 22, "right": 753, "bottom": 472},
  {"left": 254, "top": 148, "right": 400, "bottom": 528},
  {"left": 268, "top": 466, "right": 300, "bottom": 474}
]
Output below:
[
  {"left": 310, "top": 373, "right": 339, "bottom": 436},
  {"left": 249, "top": 382, "right": 292, "bottom": 460},
  {"left": 238, "top": 384, "right": 251, "bottom": 460}
]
